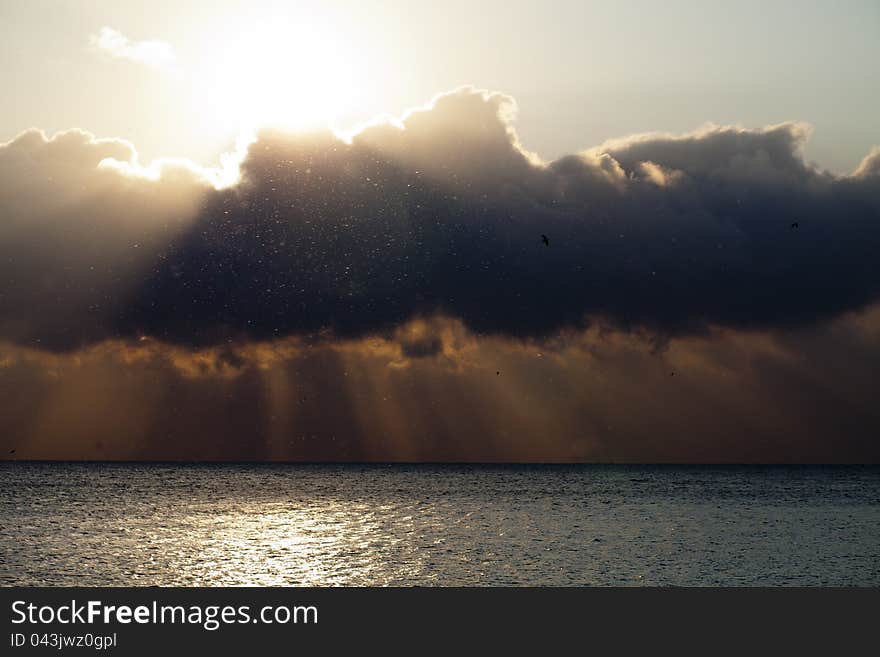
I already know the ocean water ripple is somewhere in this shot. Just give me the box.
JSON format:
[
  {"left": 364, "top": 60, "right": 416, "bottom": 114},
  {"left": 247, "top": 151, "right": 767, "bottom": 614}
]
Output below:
[{"left": 1, "top": 464, "right": 878, "bottom": 586}]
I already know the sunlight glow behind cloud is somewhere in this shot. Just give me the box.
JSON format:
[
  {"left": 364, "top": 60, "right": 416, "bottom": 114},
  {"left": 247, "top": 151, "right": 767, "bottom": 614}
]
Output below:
[{"left": 191, "top": 16, "right": 367, "bottom": 134}]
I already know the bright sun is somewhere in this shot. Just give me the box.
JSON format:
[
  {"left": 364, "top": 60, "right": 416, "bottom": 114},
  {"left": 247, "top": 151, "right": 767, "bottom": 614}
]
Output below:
[{"left": 195, "top": 16, "right": 363, "bottom": 134}]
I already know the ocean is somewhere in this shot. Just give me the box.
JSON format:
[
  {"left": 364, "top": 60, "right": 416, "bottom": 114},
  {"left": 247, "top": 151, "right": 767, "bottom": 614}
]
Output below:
[{"left": 1, "top": 463, "right": 878, "bottom": 586}]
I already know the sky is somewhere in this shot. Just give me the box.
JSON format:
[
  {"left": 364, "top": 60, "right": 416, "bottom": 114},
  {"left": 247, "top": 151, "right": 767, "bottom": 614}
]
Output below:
[
  {"left": 1, "top": 1, "right": 879, "bottom": 461},
  {"left": 2, "top": 0, "right": 879, "bottom": 171}
]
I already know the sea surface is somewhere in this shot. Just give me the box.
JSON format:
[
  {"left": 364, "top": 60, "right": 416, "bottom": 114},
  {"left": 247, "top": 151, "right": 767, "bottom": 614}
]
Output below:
[{"left": 1, "top": 463, "right": 878, "bottom": 586}]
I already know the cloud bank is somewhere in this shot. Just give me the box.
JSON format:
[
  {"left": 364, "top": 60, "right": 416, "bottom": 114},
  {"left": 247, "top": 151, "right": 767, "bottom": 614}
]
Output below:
[
  {"left": 2, "top": 87, "right": 879, "bottom": 353},
  {"left": 3, "top": 308, "right": 878, "bottom": 461}
]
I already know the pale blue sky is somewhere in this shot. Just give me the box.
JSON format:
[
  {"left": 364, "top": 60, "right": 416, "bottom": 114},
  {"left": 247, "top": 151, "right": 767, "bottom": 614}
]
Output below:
[{"left": 1, "top": 0, "right": 878, "bottom": 172}]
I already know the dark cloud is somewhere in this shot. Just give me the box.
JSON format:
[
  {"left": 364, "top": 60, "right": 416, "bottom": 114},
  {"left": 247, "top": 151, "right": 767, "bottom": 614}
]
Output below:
[
  {"left": 2, "top": 88, "right": 880, "bottom": 351},
  {"left": 0, "top": 128, "right": 208, "bottom": 350}
]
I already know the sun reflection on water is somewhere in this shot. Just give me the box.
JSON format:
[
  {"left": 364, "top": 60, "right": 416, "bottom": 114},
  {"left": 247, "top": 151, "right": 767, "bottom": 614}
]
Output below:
[{"left": 174, "top": 501, "right": 423, "bottom": 586}]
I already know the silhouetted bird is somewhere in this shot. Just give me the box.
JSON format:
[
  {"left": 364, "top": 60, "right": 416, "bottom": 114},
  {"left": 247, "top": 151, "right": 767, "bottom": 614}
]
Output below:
[
  {"left": 496, "top": 371, "right": 500, "bottom": 376},
  {"left": 791, "top": 222, "right": 799, "bottom": 229},
  {"left": 670, "top": 371, "right": 675, "bottom": 377},
  {"left": 541, "top": 234, "right": 550, "bottom": 247},
  {"left": 8, "top": 449, "right": 15, "bottom": 454}
]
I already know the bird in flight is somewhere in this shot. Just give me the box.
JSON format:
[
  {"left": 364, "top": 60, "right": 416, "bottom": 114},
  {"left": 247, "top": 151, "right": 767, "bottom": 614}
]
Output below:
[
  {"left": 541, "top": 234, "right": 550, "bottom": 247},
  {"left": 791, "top": 222, "right": 799, "bottom": 230}
]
